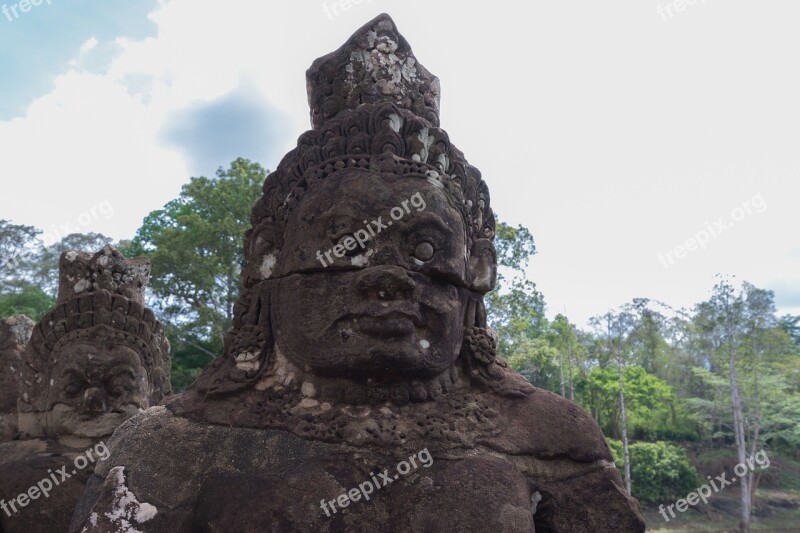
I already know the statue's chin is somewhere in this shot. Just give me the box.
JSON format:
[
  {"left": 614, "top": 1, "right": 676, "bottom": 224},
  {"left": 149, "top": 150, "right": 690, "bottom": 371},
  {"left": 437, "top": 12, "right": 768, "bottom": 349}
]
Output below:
[
  {"left": 298, "top": 351, "right": 455, "bottom": 383},
  {"left": 269, "top": 336, "right": 452, "bottom": 384},
  {"left": 45, "top": 403, "right": 143, "bottom": 438},
  {"left": 276, "top": 323, "right": 457, "bottom": 379}
]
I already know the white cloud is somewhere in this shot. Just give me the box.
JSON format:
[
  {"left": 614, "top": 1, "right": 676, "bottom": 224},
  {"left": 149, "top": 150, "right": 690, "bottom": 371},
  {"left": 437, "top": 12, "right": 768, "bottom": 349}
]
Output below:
[
  {"left": 0, "top": 0, "right": 307, "bottom": 241},
  {"left": 1, "top": 0, "right": 798, "bottom": 324},
  {"left": 79, "top": 37, "right": 98, "bottom": 54}
]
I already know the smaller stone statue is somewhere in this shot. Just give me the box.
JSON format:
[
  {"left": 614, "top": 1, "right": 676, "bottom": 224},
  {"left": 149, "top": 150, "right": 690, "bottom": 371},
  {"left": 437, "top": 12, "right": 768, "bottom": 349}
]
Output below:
[{"left": 0, "top": 245, "right": 170, "bottom": 533}]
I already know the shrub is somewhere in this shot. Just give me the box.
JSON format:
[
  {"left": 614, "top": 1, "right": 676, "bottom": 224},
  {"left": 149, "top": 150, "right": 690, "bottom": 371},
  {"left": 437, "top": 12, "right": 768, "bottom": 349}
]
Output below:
[{"left": 608, "top": 440, "right": 699, "bottom": 505}]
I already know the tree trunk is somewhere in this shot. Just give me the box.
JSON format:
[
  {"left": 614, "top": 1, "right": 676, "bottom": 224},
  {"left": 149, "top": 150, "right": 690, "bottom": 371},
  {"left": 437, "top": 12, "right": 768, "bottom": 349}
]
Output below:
[
  {"left": 748, "top": 337, "right": 762, "bottom": 510},
  {"left": 619, "top": 354, "right": 631, "bottom": 495},
  {"left": 729, "top": 348, "right": 750, "bottom": 532},
  {"left": 568, "top": 342, "right": 575, "bottom": 401},
  {"left": 559, "top": 350, "right": 565, "bottom": 397}
]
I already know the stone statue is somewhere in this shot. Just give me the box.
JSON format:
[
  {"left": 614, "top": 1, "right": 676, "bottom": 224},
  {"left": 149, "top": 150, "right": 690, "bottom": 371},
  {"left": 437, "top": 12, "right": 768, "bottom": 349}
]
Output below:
[
  {"left": 72, "top": 15, "right": 645, "bottom": 532},
  {"left": 0, "top": 315, "right": 34, "bottom": 442},
  {"left": 0, "top": 245, "right": 170, "bottom": 533}
]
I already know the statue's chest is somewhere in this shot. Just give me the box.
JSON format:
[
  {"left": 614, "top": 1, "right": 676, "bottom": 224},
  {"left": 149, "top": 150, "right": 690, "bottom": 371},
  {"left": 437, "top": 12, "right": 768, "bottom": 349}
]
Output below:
[{"left": 191, "top": 453, "right": 535, "bottom": 532}]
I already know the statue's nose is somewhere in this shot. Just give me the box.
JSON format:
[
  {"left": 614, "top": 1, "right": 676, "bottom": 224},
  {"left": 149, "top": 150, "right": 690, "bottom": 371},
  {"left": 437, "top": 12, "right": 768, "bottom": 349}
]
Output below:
[
  {"left": 356, "top": 265, "right": 416, "bottom": 301},
  {"left": 83, "top": 387, "right": 110, "bottom": 412},
  {"left": 370, "top": 243, "right": 401, "bottom": 265}
]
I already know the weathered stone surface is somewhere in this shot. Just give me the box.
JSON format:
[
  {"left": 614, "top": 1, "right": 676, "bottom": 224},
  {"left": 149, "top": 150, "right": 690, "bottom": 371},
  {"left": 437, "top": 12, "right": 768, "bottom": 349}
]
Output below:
[
  {"left": 72, "top": 14, "right": 645, "bottom": 533},
  {"left": 0, "top": 440, "right": 96, "bottom": 530},
  {"left": 57, "top": 244, "right": 151, "bottom": 306},
  {"left": 0, "top": 315, "right": 34, "bottom": 442},
  {"left": 0, "top": 245, "right": 170, "bottom": 533},
  {"left": 306, "top": 14, "right": 441, "bottom": 129}
]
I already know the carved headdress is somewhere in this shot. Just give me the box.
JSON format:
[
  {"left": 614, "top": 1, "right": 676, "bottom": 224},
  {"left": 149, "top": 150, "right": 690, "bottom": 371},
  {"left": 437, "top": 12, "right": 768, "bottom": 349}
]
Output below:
[{"left": 242, "top": 14, "right": 496, "bottom": 291}]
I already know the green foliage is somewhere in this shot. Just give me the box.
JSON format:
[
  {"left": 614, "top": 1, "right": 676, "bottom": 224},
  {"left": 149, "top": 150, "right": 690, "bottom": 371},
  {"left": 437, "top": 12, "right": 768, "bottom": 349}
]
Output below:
[
  {"left": 492, "top": 222, "right": 536, "bottom": 275},
  {"left": 778, "top": 314, "right": 800, "bottom": 348},
  {"left": 488, "top": 277, "right": 547, "bottom": 353},
  {"left": 507, "top": 337, "right": 560, "bottom": 390},
  {"left": 127, "top": 158, "right": 267, "bottom": 390},
  {"left": 0, "top": 219, "right": 42, "bottom": 293},
  {"left": 1, "top": 220, "right": 114, "bottom": 310},
  {"left": 168, "top": 333, "right": 219, "bottom": 392},
  {"left": 608, "top": 440, "right": 700, "bottom": 505},
  {"left": 689, "top": 280, "right": 800, "bottom": 452},
  {"left": 128, "top": 158, "right": 266, "bottom": 343},
  {"left": 685, "top": 367, "right": 732, "bottom": 442},
  {"left": 486, "top": 218, "right": 549, "bottom": 377},
  {"left": 0, "top": 285, "right": 55, "bottom": 320},
  {"left": 581, "top": 365, "right": 697, "bottom": 440}
]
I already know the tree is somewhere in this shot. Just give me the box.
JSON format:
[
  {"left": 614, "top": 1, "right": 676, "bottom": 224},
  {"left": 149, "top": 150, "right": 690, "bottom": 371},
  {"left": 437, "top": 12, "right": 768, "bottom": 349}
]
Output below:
[
  {"left": 583, "top": 365, "right": 689, "bottom": 440},
  {"left": 486, "top": 220, "right": 548, "bottom": 372},
  {"left": 590, "top": 309, "right": 636, "bottom": 495},
  {"left": 0, "top": 219, "right": 41, "bottom": 293},
  {"left": 506, "top": 337, "right": 560, "bottom": 390},
  {"left": 126, "top": 158, "right": 267, "bottom": 390},
  {"left": 692, "top": 278, "right": 799, "bottom": 532},
  {"left": 696, "top": 277, "right": 753, "bottom": 532},
  {"left": 777, "top": 314, "right": 800, "bottom": 348},
  {"left": 1, "top": 221, "right": 114, "bottom": 302},
  {"left": 548, "top": 314, "right": 579, "bottom": 400},
  {"left": 0, "top": 285, "right": 54, "bottom": 320}
]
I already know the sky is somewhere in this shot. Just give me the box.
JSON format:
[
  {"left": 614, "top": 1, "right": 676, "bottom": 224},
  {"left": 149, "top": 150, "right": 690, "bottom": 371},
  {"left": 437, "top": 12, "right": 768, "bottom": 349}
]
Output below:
[{"left": 1, "top": 0, "right": 798, "bottom": 327}]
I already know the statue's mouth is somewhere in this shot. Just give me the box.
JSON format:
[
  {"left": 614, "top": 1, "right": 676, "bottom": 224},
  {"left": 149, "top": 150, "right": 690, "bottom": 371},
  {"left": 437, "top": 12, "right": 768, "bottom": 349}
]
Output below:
[
  {"left": 372, "top": 308, "right": 421, "bottom": 324},
  {"left": 357, "top": 312, "right": 419, "bottom": 337}
]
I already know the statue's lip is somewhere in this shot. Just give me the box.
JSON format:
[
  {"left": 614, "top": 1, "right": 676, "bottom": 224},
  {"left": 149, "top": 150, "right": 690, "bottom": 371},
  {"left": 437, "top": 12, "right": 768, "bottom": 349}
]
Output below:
[
  {"left": 372, "top": 310, "right": 421, "bottom": 325},
  {"left": 357, "top": 313, "right": 418, "bottom": 337},
  {"left": 359, "top": 306, "right": 422, "bottom": 326}
]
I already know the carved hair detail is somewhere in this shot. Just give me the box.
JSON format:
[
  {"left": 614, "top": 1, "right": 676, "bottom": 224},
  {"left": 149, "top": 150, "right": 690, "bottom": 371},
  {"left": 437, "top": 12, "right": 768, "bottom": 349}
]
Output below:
[{"left": 242, "top": 15, "right": 496, "bottom": 289}]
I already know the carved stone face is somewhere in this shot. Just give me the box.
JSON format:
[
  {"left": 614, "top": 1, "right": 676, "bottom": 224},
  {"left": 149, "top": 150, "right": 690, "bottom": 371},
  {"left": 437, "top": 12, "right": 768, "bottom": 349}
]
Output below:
[
  {"left": 272, "top": 172, "right": 469, "bottom": 380},
  {"left": 45, "top": 341, "right": 149, "bottom": 437}
]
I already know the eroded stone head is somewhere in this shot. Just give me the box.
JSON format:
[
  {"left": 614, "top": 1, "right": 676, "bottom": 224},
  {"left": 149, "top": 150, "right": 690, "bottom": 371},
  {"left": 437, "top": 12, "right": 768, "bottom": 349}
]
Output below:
[
  {"left": 18, "top": 246, "right": 170, "bottom": 442},
  {"left": 58, "top": 244, "right": 150, "bottom": 306},
  {"left": 190, "top": 13, "right": 524, "bottom": 405}
]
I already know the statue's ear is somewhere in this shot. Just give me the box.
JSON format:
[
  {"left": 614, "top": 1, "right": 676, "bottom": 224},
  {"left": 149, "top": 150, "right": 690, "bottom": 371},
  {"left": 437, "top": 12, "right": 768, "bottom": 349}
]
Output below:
[
  {"left": 468, "top": 238, "right": 497, "bottom": 293},
  {"left": 149, "top": 366, "right": 170, "bottom": 404},
  {"left": 193, "top": 283, "right": 274, "bottom": 398},
  {"left": 242, "top": 219, "right": 284, "bottom": 288}
]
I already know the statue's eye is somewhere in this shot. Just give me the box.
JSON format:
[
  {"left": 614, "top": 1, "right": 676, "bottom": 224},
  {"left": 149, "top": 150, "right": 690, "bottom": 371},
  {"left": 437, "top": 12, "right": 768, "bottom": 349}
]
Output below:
[
  {"left": 413, "top": 241, "right": 435, "bottom": 262},
  {"left": 336, "top": 234, "right": 362, "bottom": 257},
  {"left": 65, "top": 380, "right": 83, "bottom": 396}
]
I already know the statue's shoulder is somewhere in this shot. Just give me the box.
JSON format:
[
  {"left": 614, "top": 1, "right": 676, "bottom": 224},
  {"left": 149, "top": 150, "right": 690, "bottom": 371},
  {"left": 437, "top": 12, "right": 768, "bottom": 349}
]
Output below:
[
  {"left": 102, "top": 405, "right": 200, "bottom": 461},
  {"left": 114, "top": 404, "right": 176, "bottom": 435},
  {"left": 478, "top": 382, "right": 613, "bottom": 464}
]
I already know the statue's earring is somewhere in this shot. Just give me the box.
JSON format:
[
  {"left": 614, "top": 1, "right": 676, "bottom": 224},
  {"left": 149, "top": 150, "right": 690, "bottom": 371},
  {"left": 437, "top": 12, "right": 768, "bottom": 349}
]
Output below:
[
  {"left": 196, "top": 284, "right": 274, "bottom": 398},
  {"left": 462, "top": 297, "right": 505, "bottom": 379},
  {"left": 463, "top": 324, "right": 505, "bottom": 378},
  {"left": 461, "top": 297, "right": 533, "bottom": 398}
]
